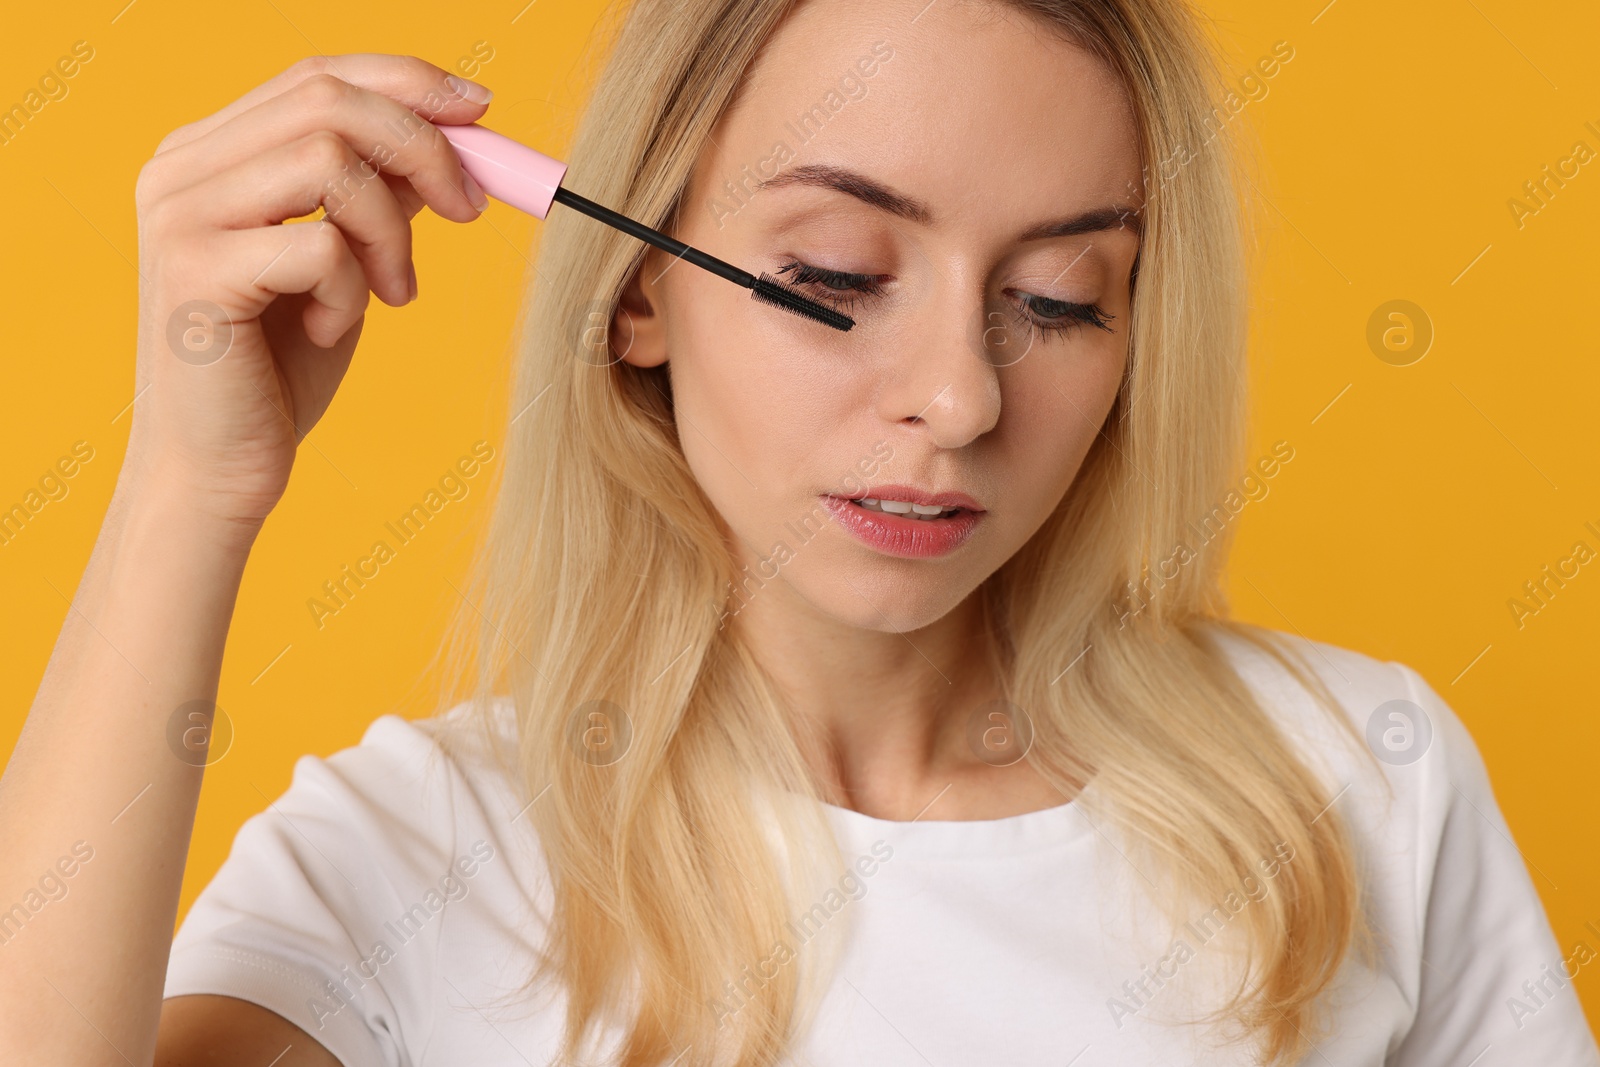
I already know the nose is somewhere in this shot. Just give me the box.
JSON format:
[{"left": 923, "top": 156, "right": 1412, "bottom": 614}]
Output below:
[{"left": 877, "top": 290, "right": 1002, "bottom": 449}]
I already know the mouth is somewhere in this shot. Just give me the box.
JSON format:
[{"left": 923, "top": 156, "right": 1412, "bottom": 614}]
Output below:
[
  {"left": 818, "top": 486, "right": 986, "bottom": 559},
  {"left": 828, "top": 484, "right": 985, "bottom": 515},
  {"left": 842, "top": 497, "right": 971, "bottom": 521}
]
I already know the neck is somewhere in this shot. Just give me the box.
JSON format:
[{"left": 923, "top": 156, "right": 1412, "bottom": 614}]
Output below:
[{"left": 731, "top": 573, "right": 1067, "bottom": 821}]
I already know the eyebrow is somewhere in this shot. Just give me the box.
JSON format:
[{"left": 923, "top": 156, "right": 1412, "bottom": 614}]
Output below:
[{"left": 756, "top": 162, "right": 1142, "bottom": 240}]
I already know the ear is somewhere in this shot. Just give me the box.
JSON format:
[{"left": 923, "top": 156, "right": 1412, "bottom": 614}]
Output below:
[{"left": 612, "top": 249, "right": 669, "bottom": 369}]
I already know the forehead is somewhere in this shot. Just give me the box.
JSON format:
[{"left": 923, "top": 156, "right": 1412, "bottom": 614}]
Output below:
[{"left": 702, "top": 0, "right": 1144, "bottom": 230}]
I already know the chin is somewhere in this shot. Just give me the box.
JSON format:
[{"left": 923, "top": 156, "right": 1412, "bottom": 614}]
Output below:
[{"left": 804, "top": 565, "right": 984, "bottom": 634}]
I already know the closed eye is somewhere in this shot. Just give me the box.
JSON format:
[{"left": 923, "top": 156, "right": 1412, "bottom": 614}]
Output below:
[
  {"left": 775, "top": 260, "right": 886, "bottom": 313},
  {"left": 775, "top": 259, "right": 1115, "bottom": 337},
  {"left": 1012, "top": 291, "right": 1116, "bottom": 335}
]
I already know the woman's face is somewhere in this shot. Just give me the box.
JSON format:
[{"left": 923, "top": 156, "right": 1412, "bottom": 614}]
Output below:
[{"left": 616, "top": 0, "right": 1143, "bottom": 634}]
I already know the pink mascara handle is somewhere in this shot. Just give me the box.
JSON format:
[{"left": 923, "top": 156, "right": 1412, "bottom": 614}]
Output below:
[{"left": 436, "top": 122, "right": 569, "bottom": 219}]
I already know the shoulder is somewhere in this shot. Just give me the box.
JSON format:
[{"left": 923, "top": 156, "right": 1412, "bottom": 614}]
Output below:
[
  {"left": 165, "top": 697, "right": 551, "bottom": 1065},
  {"left": 1199, "top": 620, "right": 1480, "bottom": 807},
  {"left": 173, "top": 695, "right": 548, "bottom": 950},
  {"left": 1191, "top": 630, "right": 1599, "bottom": 1061},
  {"left": 272, "top": 698, "right": 524, "bottom": 822},
  {"left": 283, "top": 696, "right": 541, "bottom": 873},
  {"left": 1203, "top": 627, "right": 1536, "bottom": 966},
  {"left": 1195, "top": 622, "right": 1497, "bottom": 934}
]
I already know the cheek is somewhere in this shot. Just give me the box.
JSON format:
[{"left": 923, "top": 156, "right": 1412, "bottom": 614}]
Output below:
[
  {"left": 666, "top": 278, "right": 867, "bottom": 514},
  {"left": 1002, "top": 337, "right": 1127, "bottom": 504}
]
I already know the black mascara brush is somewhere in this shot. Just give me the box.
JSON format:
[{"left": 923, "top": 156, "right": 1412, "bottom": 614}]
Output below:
[{"left": 436, "top": 122, "right": 855, "bottom": 333}]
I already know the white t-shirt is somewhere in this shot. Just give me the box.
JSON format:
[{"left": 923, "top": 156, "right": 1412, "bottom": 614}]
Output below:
[{"left": 163, "top": 629, "right": 1600, "bottom": 1065}]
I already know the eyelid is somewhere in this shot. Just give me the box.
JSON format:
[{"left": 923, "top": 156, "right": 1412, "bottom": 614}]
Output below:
[
  {"left": 783, "top": 261, "right": 1095, "bottom": 303},
  {"left": 1012, "top": 291, "right": 1116, "bottom": 334},
  {"left": 1009, "top": 287, "right": 1094, "bottom": 309},
  {"left": 777, "top": 260, "right": 886, "bottom": 291},
  {"left": 778, "top": 258, "right": 1114, "bottom": 334},
  {"left": 779, "top": 257, "right": 884, "bottom": 280}
]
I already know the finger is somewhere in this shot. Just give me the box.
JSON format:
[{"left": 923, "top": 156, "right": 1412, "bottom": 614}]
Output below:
[
  {"left": 380, "top": 171, "right": 426, "bottom": 220},
  {"left": 154, "top": 54, "right": 490, "bottom": 154},
  {"left": 146, "top": 67, "right": 487, "bottom": 224},
  {"left": 180, "top": 129, "right": 413, "bottom": 307},
  {"left": 216, "top": 220, "right": 374, "bottom": 349}
]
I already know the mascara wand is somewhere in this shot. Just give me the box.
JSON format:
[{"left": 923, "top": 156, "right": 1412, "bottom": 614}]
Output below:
[{"left": 436, "top": 122, "right": 855, "bottom": 333}]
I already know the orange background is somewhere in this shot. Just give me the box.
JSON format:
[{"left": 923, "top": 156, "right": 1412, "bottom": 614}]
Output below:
[{"left": 2, "top": 0, "right": 1596, "bottom": 1037}]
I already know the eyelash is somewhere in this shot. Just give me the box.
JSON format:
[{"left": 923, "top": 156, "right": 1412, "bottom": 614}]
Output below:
[{"left": 774, "top": 260, "right": 1116, "bottom": 338}]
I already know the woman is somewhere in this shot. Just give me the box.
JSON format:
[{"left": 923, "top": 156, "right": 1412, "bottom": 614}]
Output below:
[{"left": 2, "top": 0, "right": 1593, "bottom": 1064}]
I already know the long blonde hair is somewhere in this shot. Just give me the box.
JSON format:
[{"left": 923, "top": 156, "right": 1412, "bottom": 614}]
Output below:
[{"left": 432, "top": 0, "right": 1375, "bottom": 1063}]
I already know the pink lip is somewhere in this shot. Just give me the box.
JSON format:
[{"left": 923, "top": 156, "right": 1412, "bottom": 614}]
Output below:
[{"left": 819, "top": 490, "right": 986, "bottom": 559}]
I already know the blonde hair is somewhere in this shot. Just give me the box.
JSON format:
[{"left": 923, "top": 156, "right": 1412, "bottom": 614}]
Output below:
[{"left": 432, "top": 0, "right": 1376, "bottom": 1063}]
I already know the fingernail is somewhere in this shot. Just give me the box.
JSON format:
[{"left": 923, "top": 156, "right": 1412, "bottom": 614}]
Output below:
[
  {"left": 462, "top": 171, "right": 489, "bottom": 213},
  {"left": 407, "top": 261, "right": 418, "bottom": 302},
  {"left": 445, "top": 74, "right": 493, "bottom": 105}
]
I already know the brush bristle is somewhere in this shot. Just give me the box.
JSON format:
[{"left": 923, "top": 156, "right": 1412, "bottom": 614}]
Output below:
[{"left": 751, "top": 274, "right": 855, "bottom": 332}]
